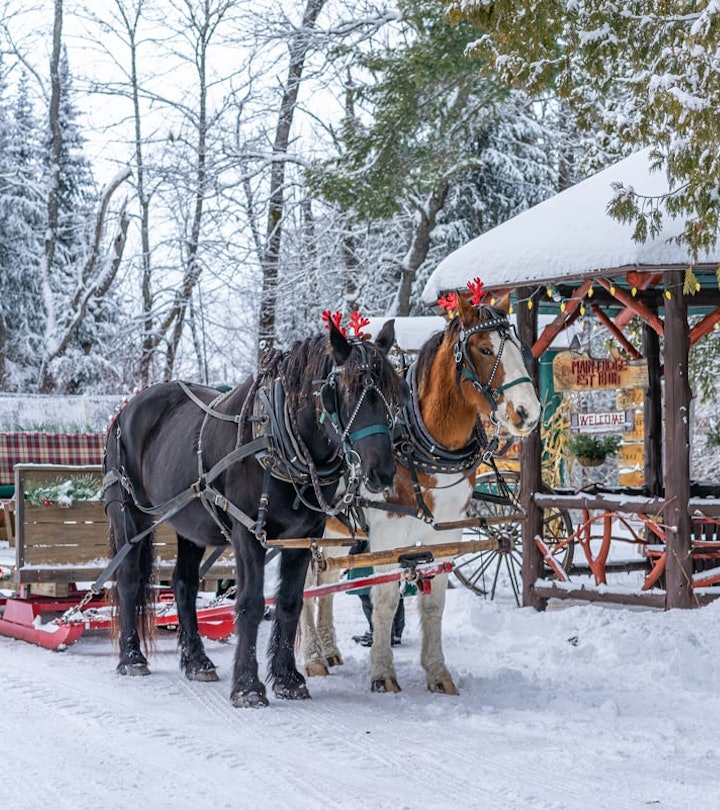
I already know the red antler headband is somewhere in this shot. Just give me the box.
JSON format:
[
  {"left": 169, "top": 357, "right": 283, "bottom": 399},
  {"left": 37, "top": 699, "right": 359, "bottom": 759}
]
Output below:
[
  {"left": 467, "top": 277, "right": 486, "bottom": 306},
  {"left": 321, "top": 310, "right": 370, "bottom": 338},
  {"left": 437, "top": 292, "right": 458, "bottom": 312}
]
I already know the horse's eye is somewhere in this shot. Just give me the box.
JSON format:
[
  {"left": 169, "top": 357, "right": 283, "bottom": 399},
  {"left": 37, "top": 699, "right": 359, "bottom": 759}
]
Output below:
[{"left": 480, "top": 347, "right": 494, "bottom": 357}]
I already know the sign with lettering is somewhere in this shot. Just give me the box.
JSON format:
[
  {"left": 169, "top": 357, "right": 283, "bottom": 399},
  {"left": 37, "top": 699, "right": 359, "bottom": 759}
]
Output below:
[
  {"left": 553, "top": 352, "right": 648, "bottom": 391},
  {"left": 571, "top": 410, "right": 634, "bottom": 433},
  {"left": 623, "top": 410, "right": 644, "bottom": 442},
  {"left": 619, "top": 443, "right": 644, "bottom": 468}
]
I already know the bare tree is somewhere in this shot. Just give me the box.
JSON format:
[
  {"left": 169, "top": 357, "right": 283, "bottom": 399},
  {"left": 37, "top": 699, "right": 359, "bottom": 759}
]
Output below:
[
  {"left": 255, "top": 0, "right": 327, "bottom": 359},
  {"left": 34, "top": 0, "right": 132, "bottom": 391}
]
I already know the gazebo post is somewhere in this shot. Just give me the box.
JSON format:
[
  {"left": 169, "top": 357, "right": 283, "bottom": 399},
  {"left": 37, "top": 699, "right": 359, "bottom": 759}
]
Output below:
[
  {"left": 663, "top": 269, "right": 694, "bottom": 608},
  {"left": 643, "top": 314, "right": 663, "bottom": 496},
  {"left": 516, "top": 287, "right": 547, "bottom": 610}
]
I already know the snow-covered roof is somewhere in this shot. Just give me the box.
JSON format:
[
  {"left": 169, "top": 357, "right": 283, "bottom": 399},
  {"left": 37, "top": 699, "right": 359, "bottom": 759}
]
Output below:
[
  {"left": 366, "top": 316, "right": 445, "bottom": 352},
  {"left": 422, "top": 148, "right": 720, "bottom": 304}
]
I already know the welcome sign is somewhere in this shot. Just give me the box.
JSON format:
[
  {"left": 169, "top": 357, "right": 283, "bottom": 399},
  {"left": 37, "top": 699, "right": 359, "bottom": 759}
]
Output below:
[{"left": 570, "top": 410, "right": 634, "bottom": 433}]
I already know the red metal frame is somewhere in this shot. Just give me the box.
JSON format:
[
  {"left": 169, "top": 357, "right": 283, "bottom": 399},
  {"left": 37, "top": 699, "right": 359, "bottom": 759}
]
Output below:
[{"left": 0, "top": 561, "right": 453, "bottom": 651}]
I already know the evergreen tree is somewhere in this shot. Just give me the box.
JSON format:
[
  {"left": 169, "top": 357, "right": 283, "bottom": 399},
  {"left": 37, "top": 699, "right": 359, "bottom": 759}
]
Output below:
[
  {"left": 445, "top": 1, "right": 720, "bottom": 257},
  {"left": 49, "top": 46, "right": 96, "bottom": 278},
  {"left": 0, "top": 69, "right": 45, "bottom": 389},
  {"left": 309, "top": 0, "right": 560, "bottom": 316}
]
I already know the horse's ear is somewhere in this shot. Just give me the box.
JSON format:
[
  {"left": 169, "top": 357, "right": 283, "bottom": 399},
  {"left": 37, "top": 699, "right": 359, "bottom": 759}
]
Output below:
[
  {"left": 457, "top": 294, "right": 479, "bottom": 329},
  {"left": 494, "top": 294, "right": 511, "bottom": 314},
  {"left": 328, "top": 321, "right": 352, "bottom": 366},
  {"left": 374, "top": 319, "right": 396, "bottom": 354}
]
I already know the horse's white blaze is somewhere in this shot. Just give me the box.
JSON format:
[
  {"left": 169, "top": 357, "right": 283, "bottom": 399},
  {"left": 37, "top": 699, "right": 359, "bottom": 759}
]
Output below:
[{"left": 487, "top": 330, "right": 541, "bottom": 436}]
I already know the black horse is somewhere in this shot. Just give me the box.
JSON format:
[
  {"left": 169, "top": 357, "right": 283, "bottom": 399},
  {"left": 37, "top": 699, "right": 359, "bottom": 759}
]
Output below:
[{"left": 103, "top": 320, "right": 407, "bottom": 707}]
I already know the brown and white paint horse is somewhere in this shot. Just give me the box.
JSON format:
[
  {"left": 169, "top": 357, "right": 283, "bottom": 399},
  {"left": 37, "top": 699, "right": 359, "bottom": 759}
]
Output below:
[{"left": 301, "top": 292, "right": 541, "bottom": 694}]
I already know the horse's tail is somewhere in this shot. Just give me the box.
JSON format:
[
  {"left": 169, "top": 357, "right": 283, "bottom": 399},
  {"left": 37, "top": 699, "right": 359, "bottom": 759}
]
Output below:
[{"left": 107, "top": 513, "right": 156, "bottom": 654}]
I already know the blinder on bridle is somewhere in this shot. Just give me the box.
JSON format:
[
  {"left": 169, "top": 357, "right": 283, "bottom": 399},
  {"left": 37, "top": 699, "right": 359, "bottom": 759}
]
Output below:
[
  {"left": 454, "top": 308, "right": 533, "bottom": 416},
  {"left": 318, "top": 341, "right": 396, "bottom": 452}
]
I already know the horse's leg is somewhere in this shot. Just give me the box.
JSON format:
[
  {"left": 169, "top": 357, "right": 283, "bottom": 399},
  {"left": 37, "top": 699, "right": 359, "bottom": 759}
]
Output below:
[
  {"left": 174, "top": 535, "right": 218, "bottom": 682},
  {"left": 230, "top": 527, "right": 269, "bottom": 707},
  {"left": 418, "top": 572, "right": 458, "bottom": 695},
  {"left": 369, "top": 578, "right": 401, "bottom": 693},
  {"left": 300, "top": 567, "right": 329, "bottom": 677},
  {"left": 106, "top": 498, "right": 153, "bottom": 676},
  {"left": 269, "top": 548, "right": 311, "bottom": 700},
  {"left": 316, "top": 587, "right": 343, "bottom": 668},
  {"left": 302, "top": 564, "right": 344, "bottom": 677}
]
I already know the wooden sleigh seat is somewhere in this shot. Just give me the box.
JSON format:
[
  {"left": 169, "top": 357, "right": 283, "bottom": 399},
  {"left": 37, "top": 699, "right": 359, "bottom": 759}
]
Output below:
[{"left": 7, "top": 463, "right": 236, "bottom": 597}]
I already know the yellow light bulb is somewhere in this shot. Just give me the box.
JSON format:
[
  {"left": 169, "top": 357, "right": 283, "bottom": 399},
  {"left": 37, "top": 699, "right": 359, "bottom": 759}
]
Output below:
[
  {"left": 527, "top": 300, "right": 534, "bottom": 310},
  {"left": 560, "top": 301, "right": 566, "bottom": 312},
  {"left": 631, "top": 287, "right": 637, "bottom": 297},
  {"left": 580, "top": 305, "right": 586, "bottom": 316},
  {"left": 610, "top": 285, "right": 616, "bottom": 296},
  {"left": 588, "top": 287, "right": 594, "bottom": 297},
  {"left": 665, "top": 290, "right": 672, "bottom": 299}
]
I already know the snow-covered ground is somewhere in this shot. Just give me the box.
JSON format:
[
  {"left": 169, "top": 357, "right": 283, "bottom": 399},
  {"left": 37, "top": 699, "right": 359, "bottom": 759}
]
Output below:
[{"left": 2, "top": 569, "right": 720, "bottom": 810}]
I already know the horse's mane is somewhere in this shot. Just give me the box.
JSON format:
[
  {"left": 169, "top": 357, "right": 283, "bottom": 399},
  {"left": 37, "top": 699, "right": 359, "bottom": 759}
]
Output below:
[{"left": 281, "top": 331, "right": 405, "bottom": 413}]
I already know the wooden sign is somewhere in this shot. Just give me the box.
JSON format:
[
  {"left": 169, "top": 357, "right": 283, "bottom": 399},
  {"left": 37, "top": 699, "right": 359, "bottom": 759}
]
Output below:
[
  {"left": 570, "top": 410, "right": 634, "bottom": 433},
  {"left": 619, "top": 469, "right": 644, "bottom": 488},
  {"left": 619, "top": 443, "right": 644, "bottom": 469},
  {"left": 623, "top": 410, "right": 644, "bottom": 442},
  {"left": 617, "top": 388, "right": 644, "bottom": 409},
  {"left": 553, "top": 352, "right": 648, "bottom": 391}
]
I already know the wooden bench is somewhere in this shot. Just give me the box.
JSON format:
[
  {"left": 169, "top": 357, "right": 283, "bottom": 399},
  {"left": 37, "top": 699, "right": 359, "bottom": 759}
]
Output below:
[{"left": 9, "top": 463, "right": 235, "bottom": 597}]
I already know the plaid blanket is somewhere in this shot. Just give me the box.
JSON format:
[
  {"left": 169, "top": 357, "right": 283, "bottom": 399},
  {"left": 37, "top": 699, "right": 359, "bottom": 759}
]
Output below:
[{"left": 0, "top": 432, "right": 105, "bottom": 486}]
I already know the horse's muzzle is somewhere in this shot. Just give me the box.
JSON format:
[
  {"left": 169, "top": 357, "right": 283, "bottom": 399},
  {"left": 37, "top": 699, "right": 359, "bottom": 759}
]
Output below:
[{"left": 364, "top": 468, "right": 396, "bottom": 494}]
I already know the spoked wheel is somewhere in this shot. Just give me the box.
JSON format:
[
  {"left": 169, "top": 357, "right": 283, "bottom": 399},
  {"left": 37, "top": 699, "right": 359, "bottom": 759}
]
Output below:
[{"left": 453, "top": 472, "right": 574, "bottom": 606}]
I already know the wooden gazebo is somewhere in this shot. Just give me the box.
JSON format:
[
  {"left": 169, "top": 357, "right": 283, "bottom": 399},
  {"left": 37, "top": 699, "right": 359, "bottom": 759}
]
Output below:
[{"left": 423, "top": 149, "right": 720, "bottom": 610}]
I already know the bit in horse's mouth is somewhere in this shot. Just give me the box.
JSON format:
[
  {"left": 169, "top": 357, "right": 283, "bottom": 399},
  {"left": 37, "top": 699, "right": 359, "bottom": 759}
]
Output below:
[{"left": 363, "top": 476, "right": 395, "bottom": 496}]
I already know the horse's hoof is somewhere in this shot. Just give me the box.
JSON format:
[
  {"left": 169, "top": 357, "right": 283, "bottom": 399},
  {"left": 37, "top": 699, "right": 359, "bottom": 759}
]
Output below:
[
  {"left": 186, "top": 666, "right": 219, "bottom": 682},
  {"left": 231, "top": 689, "right": 269, "bottom": 708},
  {"left": 274, "top": 682, "right": 311, "bottom": 700},
  {"left": 117, "top": 662, "right": 150, "bottom": 676},
  {"left": 371, "top": 677, "right": 401, "bottom": 693},
  {"left": 304, "top": 660, "right": 330, "bottom": 678},
  {"left": 428, "top": 678, "right": 458, "bottom": 696},
  {"left": 326, "top": 654, "right": 344, "bottom": 668}
]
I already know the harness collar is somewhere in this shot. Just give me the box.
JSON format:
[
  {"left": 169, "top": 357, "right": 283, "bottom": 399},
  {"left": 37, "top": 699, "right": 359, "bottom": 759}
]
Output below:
[{"left": 393, "top": 363, "right": 484, "bottom": 475}]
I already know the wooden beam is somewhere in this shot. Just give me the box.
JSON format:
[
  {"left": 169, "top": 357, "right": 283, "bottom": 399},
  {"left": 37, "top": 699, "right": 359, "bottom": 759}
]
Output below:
[
  {"left": 644, "top": 317, "right": 664, "bottom": 496},
  {"left": 689, "top": 305, "right": 720, "bottom": 345},
  {"left": 517, "top": 287, "right": 546, "bottom": 610},
  {"left": 590, "top": 304, "right": 642, "bottom": 359},
  {"left": 532, "top": 278, "right": 594, "bottom": 358},
  {"left": 663, "top": 268, "right": 694, "bottom": 609},
  {"left": 614, "top": 271, "right": 664, "bottom": 327},
  {"left": 532, "top": 581, "right": 686, "bottom": 609},
  {"left": 595, "top": 277, "right": 665, "bottom": 336}
]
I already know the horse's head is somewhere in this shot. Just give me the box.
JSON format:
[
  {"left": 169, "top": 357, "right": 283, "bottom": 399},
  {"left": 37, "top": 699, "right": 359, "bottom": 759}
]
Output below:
[
  {"left": 453, "top": 295, "right": 541, "bottom": 436},
  {"left": 322, "top": 319, "right": 409, "bottom": 493}
]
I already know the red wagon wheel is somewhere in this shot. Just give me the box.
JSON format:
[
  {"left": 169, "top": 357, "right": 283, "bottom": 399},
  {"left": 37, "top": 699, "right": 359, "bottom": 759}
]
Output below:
[{"left": 453, "top": 472, "right": 574, "bottom": 605}]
